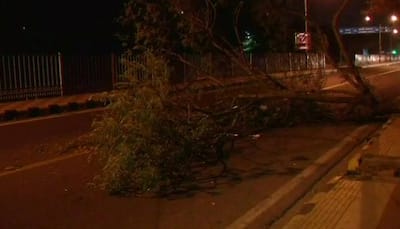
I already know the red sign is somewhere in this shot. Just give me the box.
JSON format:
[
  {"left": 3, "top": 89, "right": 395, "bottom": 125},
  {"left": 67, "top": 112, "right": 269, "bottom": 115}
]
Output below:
[{"left": 295, "top": 32, "right": 311, "bottom": 50}]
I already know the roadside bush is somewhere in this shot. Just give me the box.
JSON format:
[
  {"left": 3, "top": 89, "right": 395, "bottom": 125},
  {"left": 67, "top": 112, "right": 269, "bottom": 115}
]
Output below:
[
  {"left": 48, "top": 104, "right": 63, "bottom": 114},
  {"left": 3, "top": 109, "right": 19, "bottom": 121},
  {"left": 28, "top": 107, "right": 43, "bottom": 117}
]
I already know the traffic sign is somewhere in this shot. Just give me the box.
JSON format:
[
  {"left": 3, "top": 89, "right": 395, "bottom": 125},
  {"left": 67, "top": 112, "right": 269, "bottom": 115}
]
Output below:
[
  {"left": 295, "top": 32, "right": 311, "bottom": 50},
  {"left": 339, "top": 26, "right": 392, "bottom": 35}
]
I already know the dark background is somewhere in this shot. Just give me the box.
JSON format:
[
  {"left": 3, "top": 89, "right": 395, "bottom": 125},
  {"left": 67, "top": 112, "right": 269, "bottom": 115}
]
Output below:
[
  {"left": 0, "top": 0, "right": 390, "bottom": 55},
  {"left": 0, "top": 0, "right": 123, "bottom": 53}
]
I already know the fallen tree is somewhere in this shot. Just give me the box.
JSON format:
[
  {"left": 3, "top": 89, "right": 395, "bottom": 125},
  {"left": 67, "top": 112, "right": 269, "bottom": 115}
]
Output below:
[{"left": 89, "top": 0, "right": 399, "bottom": 195}]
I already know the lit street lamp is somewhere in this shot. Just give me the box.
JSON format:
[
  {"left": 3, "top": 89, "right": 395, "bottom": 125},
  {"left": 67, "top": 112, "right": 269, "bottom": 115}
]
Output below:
[
  {"left": 391, "top": 15, "right": 398, "bottom": 23},
  {"left": 390, "top": 14, "right": 398, "bottom": 53},
  {"left": 364, "top": 14, "right": 398, "bottom": 55},
  {"left": 364, "top": 15, "right": 382, "bottom": 54}
]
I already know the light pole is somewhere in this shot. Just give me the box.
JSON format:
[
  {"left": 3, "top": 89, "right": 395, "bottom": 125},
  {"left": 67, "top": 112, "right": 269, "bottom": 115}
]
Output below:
[
  {"left": 390, "top": 14, "right": 398, "bottom": 53},
  {"left": 302, "top": 0, "right": 312, "bottom": 52},
  {"left": 365, "top": 14, "right": 398, "bottom": 55},
  {"left": 365, "top": 15, "right": 382, "bottom": 56},
  {"left": 379, "top": 24, "right": 382, "bottom": 54},
  {"left": 304, "top": 0, "right": 308, "bottom": 34}
]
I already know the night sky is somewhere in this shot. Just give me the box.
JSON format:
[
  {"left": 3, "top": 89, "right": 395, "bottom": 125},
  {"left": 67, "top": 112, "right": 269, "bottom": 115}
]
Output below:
[
  {"left": 0, "top": 0, "right": 123, "bottom": 53},
  {"left": 309, "top": 0, "right": 367, "bottom": 27},
  {"left": 0, "top": 0, "right": 368, "bottom": 54}
]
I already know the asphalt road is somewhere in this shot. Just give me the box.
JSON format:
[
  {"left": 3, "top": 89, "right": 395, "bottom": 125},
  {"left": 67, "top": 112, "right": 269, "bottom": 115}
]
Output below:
[
  {"left": 325, "top": 63, "right": 400, "bottom": 102},
  {"left": 363, "top": 64, "right": 400, "bottom": 102},
  {"left": 0, "top": 63, "right": 399, "bottom": 228},
  {"left": 0, "top": 109, "right": 105, "bottom": 169},
  {"left": 0, "top": 113, "right": 361, "bottom": 229},
  {"left": 1, "top": 63, "right": 399, "bottom": 163}
]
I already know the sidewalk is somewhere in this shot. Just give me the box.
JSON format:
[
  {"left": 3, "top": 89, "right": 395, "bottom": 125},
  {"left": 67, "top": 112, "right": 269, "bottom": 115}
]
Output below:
[
  {"left": 281, "top": 116, "right": 400, "bottom": 229},
  {"left": 0, "top": 92, "right": 107, "bottom": 121}
]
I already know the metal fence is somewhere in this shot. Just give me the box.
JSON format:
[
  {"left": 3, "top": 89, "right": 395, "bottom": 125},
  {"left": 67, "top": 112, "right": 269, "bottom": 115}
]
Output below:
[
  {"left": 0, "top": 53, "right": 115, "bottom": 101},
  {"left": 119, "top": 52, "right": 327, "bottom": 83},
  {"left": 0, "top": 52, "right": 327, "bottom": 102},
  {"left": 62, "top": 54, "right": 113, "bottom": 95},
  {"left": 355, "top": 54, "right": 400, "bottom": 66},
  {"left": 113, "top": 54, "right": 147, "bottom": 83},
  {"left": 0, "top": 54, "right": 62, "bottom": 101}
]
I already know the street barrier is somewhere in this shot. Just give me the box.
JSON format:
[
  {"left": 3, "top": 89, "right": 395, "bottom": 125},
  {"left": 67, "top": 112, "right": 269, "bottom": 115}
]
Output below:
[
  {"left": 0, "top": 52, "right": 327, "bottom": 102},
  {"left": 355, "top": 54, "right": 400, "bottom": 66}
]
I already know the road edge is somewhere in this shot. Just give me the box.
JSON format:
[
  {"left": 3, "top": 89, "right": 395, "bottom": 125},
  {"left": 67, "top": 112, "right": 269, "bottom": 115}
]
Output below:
[{"left": 226, "top": 124, "right": 380, "bottom": 229}]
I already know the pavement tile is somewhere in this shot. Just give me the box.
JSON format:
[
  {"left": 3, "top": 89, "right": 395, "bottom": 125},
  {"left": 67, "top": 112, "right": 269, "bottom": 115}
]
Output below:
[
  {"left": 283, "top": 179, "right": 361, "bottom": 229},
  {"left": 283, "top": 116, "right": 400, "bottom": 229}
]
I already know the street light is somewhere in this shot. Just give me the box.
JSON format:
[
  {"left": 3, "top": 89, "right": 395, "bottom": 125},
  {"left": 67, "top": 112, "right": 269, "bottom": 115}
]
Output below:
[
  {"left": 364, "top": 14, "right": 398, "bottom": 55},
  {"left": 365, "top": 15, "right": 382, "bottom": 54},
  {"left": 391, "top": 15, "right": 398, "bottom": 23},
  {"left": 390, "top": 14, "right": 398, "bottom": 53}
]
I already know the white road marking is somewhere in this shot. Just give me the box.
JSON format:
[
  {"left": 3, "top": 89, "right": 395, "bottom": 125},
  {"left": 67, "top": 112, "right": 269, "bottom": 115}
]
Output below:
[
  {"left": 0, "top": 151, "right": 89, "bottom": 178},
  {"left": 323, "top": 82, "right": 349, "bottom": 90},
  {"left": 323, "top": 69, "right": 400, "bottom": 90}
]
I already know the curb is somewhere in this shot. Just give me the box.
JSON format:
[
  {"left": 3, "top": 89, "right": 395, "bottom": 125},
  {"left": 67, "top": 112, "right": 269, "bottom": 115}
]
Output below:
[
  {"left": 226, "top": 124, "right": 380, "bottom": 229},
  {"left": 347, "top": 116, "right": 400, "bottom": 177},
  {"left": 346, "top": 118, "right": 392, "bottom": 174},
  {"left": 0, "top": 99, "right": 108, "bottom": 123},
  {"left": 359, "top": 61, "right": 400, "bottom": 69}
]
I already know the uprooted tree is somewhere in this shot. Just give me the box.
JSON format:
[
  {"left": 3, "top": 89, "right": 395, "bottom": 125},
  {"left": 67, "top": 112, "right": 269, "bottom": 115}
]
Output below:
[{"left": 90, "top": 0, "right": 400, "bottom": 195}]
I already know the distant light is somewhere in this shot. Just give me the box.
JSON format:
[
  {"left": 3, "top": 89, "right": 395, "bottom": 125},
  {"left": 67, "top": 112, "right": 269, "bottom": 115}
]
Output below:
[
  {"left": 245, "top": 31, "right": 250, "bottom": 39},
  {"left": 391, "top": 15, "right": 398, "bottom": 23},
  {"left": 22, "top": 26, "right": 26, "bottom": 31},
  {"left": 365, "top": 15, "right": 371, "bottom": 22},
  {"left": 393, "top": 28, "right": 399, "bottom": 34},
  {"left": 180, "top": 10, "right": 184, "bottom": 15}
]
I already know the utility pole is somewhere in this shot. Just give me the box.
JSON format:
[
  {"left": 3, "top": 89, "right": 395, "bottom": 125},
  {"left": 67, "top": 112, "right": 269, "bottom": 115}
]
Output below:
[
  {"left": 304, "top": 0, "right": 309, "bottom": 34},
  {"left": 379, "top": 24, "right": 382, "bottom": 54},
  {"left": 304, "top": 0, "right": 310, "bottom": 68}
]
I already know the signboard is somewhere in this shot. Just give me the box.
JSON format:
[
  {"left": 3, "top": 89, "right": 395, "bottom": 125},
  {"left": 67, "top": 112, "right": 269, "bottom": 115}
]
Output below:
[
  {"left": 339, "top": 26, "right": 392, "bottom": 35},
  {"left": 295, "top": 32, "right": 311, "bottom": 50}
]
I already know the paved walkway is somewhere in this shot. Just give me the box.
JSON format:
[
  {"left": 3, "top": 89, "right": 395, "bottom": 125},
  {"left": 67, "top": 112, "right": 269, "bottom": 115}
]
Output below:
[
  {"left": 282, "top": 116, "right": 400, "bottom": 229},
  {"left": 0, "top": 92, "right": 107, "bottom": 121}
]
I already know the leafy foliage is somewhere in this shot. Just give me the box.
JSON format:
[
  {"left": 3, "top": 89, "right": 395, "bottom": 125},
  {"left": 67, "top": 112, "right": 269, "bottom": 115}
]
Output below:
[
  {"left": 90, "top": 52, "right": 232, "bottom": 194},
  {"left": 118, "top": 0, "right": 309, "bottom": 54},
  {"left": 90, "top": 0, "right": 382, "bottom": 196},
  {"left": 89, "top": 52, "right": 339, "bottom": 195},
  {"left": 118, "top": 0, "right": 186, "bottom": 54}
]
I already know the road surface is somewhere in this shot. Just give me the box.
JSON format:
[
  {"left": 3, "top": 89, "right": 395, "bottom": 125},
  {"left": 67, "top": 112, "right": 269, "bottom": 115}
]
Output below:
[
  {"left": 0, "top": 63, "right": 399, "bottom": 228},
  {"left": 0, "top": 109, "right": 105, "bottom": 169}
]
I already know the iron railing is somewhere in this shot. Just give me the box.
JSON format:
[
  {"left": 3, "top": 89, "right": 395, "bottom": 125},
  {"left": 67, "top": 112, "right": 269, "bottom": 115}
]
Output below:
[
  {"left": 0, "top": 52, "right": 328, "bottom": 102},
  {"left": 0, "top": 54, "right": 62, "bottom": 101}
]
